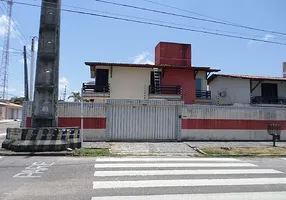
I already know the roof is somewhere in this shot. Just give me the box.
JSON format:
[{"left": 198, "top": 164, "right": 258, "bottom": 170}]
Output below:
[
  {"left": 0, "top": 102, "right": 22, "bottom": 108},
  {"left": 85, "top": 62, "right": 220, "bottom": 72},
  {"left": 208, "top": 73, "right": 286, "bottom": 83}
]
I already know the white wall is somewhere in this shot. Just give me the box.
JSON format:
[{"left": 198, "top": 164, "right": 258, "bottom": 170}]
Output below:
[
  {"left": 0, "top": 106, "right": 5, "bottom": 120},
  {"left": 109, "top": 67, "right": 151, "bottom": 99},
  {"left": 252, "top": 80, "right": 286, "bottom": 98},
  {"left": 209, "top": 77, "right": 251, "bottom": 105},
  {"left": 196, "top": 71, "right": 207, "bottom": 91}
]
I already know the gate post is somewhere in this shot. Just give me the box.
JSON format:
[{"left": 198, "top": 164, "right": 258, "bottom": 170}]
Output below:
[
  {"left": 105, "top": 100, "right": 112, "bottom": 141},
  {"left": 177, "top": 105, "right": 182, "bottom": 141}
]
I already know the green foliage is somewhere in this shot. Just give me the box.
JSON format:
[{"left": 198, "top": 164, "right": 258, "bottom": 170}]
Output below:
[{"left": 9, "top": 97, "right": 25, "bottom": 105}]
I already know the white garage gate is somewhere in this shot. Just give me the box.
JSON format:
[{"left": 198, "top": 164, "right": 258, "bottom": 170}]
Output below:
[{"left": 106, "top": 100, "right": 182, "bottom": 141}]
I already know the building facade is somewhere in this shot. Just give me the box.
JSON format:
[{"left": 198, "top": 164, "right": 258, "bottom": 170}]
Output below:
[
  {"left": 208, "top": 74, "right": 286, "bottom": 106},
  {"left": 0, "top": 102, "right": 22, "bottom": 120},
  {"left": 82, "top": 42, "right": 219, "bottom": 104}
]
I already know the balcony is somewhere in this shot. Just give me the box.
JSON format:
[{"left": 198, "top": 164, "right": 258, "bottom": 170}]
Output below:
[
  {"left": 148, "top": 85, "right": 182, "bottom": 100},
  {"left": 251, "top": 96, "right": 286, "bottom": 105},
  {"left": 82, "top": 83, "right": 110, "bottom": 98},
  {"left": 196, "top": 90, "right": 211, "bottom": 100}
]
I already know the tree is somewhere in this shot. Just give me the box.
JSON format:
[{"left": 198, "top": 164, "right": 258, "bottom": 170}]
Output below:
[
  {"left": 68, "top": 92, "right": 81, "bottom": 102},
  {"left": 10, "top": 97, "right": 25, "bottom": 105}
]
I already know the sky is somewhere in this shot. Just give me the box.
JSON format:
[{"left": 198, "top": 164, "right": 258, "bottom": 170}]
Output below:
[{"left": 0, "top": 0, "right": 286, "bottom": 100}]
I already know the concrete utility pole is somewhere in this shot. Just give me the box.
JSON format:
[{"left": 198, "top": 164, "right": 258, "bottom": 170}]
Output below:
[
  {"left": 31, "top": 0, "right": 61, "bottom": 127},
  {"left": 29, "top": 37, "right": 37, "bottom": 101},
  {"left": 23, "top": 46, "right": 29, "bottom": 101}
]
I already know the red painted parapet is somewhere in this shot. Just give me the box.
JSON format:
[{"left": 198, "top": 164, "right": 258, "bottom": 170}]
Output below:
[
  {"left": 155, "top": 42, "right": 192, "bottom": 66},
  {"left": 181, "top": 106, "right": 286, "bottom": 141}
]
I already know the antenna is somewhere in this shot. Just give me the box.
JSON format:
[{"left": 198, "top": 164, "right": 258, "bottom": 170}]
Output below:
[
  {"left": 0, "top": 0, "right": 13, "bottom": 100},
  {"left": 63, "top": 85, "right": 67, "bottom": 101}
]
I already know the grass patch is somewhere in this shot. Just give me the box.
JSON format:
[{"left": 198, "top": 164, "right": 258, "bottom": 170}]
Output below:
[
  {"left": 200, "top": 147, "right": 286, "bottom": 156},
  {"left": 74, "top": 148, "right": 112, "bottom": 157}
]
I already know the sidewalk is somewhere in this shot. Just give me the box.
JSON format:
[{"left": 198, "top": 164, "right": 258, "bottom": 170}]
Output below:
[
  {"left": 185, "top": 141, "right": 286, "bottom": 148},
  {"left": 84, "top": 142, "right": 198, "bottom": 156}
]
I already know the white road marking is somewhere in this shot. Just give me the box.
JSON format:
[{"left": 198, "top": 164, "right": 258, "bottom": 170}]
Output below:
[
  {"left": 93, "top": 178, "right": 286, "bottom": 189},
  {"left": 95, "top": 157, "right": 239, "bottom": 162},
  {"left": 94, "top": 162, "right": 257, "bottom": 168},
  {"left": 91, "top": 192, "right": 286, "bottom": 200},
  {"left": 94, "top": 169, "right": 283, "bottom": 177},
  {"left": 0, "top": 156, "right": 3, "bottom": 159},
  {"left": 281, "top": 158, "right": 286, "bottom": 160},
  {"left": 13, "top": 162, "right": 54, "bottom": 178}
]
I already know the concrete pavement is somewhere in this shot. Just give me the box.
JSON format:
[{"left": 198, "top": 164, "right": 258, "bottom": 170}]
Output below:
[{"left": 1, "top": 156, "right": 286, "bottom": 199}]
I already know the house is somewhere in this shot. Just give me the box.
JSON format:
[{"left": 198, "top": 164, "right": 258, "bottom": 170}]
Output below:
[
  {"left": 0, "top": 101, "right": 22, "bottom": 120},
  {"left": 208, "top": 63, "right": 286, "bottom": 106},
  {"left": 82, "top": 42, "right": 220, "bottom": 104}
]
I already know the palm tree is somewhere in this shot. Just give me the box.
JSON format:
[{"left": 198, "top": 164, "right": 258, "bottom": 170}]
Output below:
[{"left": 68, "top": 92, "right": 81, "bottom": 102}]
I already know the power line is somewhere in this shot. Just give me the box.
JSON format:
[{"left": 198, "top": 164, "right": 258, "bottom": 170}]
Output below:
[
  {"left": 144, "top": 0, "right": 246, "bottom": 26},
  {"left": 35, "top": 0, "right": 286, "bottom": 42},
  {"left": 1, "top": 2, "right": 29, "bottom": 44},
  {"left": 95, "top": 0, "right": 286, "bottom": 37},
  {"left": 2, "top": 0, "right": 286, "bottom": 46}
]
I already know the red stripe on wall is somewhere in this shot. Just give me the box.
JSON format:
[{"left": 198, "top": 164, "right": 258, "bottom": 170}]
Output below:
[
  {"left": 26, "top": 117, "right": 31, "bottom": 128},
  {"left": 26, "top": 117, "right": 106, "bottom": 129},
  {"left": 182, "top": 119, "right": 286, "bottom": 130}
]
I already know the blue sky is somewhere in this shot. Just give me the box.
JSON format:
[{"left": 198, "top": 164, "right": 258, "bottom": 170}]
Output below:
[{"left": 1, "top": 0, "right": 286, "bottom": 99}]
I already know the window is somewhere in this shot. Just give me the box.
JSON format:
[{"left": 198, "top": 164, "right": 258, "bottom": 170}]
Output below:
[
  {"left": 196, "top": 78, "right": 202, "bottom": 91},
  {"left": 261, "top": 83, "right": 277, "bottom": 97},
  {"left": 95, "top": 69, "right": 109, "bottom": 92}
]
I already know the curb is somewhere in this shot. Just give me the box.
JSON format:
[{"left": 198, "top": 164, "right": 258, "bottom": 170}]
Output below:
[
  {"left": 203, "top": 154, "right": 286, "bottom": 157},
  {"left": 0, "top": 151, "right": 74, "bottom": 156}
]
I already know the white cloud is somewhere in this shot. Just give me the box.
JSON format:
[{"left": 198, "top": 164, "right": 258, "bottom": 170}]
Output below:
[
  {"left": 248, "top": 34, "right": 275, "bottom": 46},
  {"left": 59, "top": 77, "right": 70, "bottom": 101},
  {"left": 263, "top": 34, "right": 274, "bottom": 41},
  {"left": 59, "top": 77, "right": 69, "bottom": 90},
  {"left": 132, "top": 52, "right": 154, "bottom": 65},
  {"left": 0, "top": 14, "right": 19, "bottom": 38},
  {"left": 0, "top": 87, "right": 24, "bottom": 98}
]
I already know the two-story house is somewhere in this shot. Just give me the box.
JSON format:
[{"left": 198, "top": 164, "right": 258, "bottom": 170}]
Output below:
[
  {"left": 208, "top": 62, "right": 286, "bottom": 106},
  {"left": 82, "top": 42, "right": 220, "bottom": 104}
]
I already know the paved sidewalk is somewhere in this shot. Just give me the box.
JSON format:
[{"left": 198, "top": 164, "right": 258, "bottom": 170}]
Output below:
[
  {"left": 185, "top": 141, "right": 286, "bottom": 148},
  {"left": 109, "top": 142, "right": 198, "bottom": 156}
]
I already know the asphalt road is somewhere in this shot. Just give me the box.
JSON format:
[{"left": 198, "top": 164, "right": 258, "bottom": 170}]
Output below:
[{"left": 0, "top": 156, "right": 286, "bottom": 200}]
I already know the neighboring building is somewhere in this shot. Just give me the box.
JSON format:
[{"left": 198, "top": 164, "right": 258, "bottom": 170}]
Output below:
[
  {"left": 0, "top": 101, "right": 22, "bottom": 120},
  {"left": 82, "top": 42, "right": 220, "bottom": 104},
  {"left": 208, "top": 72, "right": 286, "bottom": 106}
]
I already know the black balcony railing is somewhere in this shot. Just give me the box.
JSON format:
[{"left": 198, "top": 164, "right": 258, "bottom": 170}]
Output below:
[
  {"left": 149, "top": 85, "right": 181, "bottom": 95},
  {"left": 251, "top": 96, "right": 286, "bottom": 104},
  {"left": 196, "top": 90, "right": 211, "bottom": 99},
  {"left": 82, "top": 83, "right": 109, "bottom": 93}
]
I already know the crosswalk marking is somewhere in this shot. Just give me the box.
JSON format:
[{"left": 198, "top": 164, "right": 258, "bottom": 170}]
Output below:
[
  {"left": 94, "top": 168, "right": 282, "bottom": 177},
  {"left": 0, "top": 156, "right": 2, "bottom": 159},
  {"left": 92, "top": 157, "right": 286, "bottom": 199},
  {"left": 95, "top": 157, "right": 240, "bottom": 162},
  {"left": 93, "top": 177, "right": 286, "bottom": 189},
  {"left": 94, "top": 162, "right": 257, "bottom": 168},
  {"left": 91, "top": 192, "right": 286, "bottom": 200}
]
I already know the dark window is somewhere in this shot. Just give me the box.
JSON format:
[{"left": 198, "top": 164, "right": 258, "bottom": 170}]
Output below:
[
  {"left": 196, "top": 78, "right": 202, "bottom": 91},
  {"left": 90, "top": 99, "right": 94, "bottom": 102},
  {"left": 261, "top": 83, "right": 277, "bottom": 97},
  {"left": 95, "top": 69, "right": 109, "bottom": 92}
]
